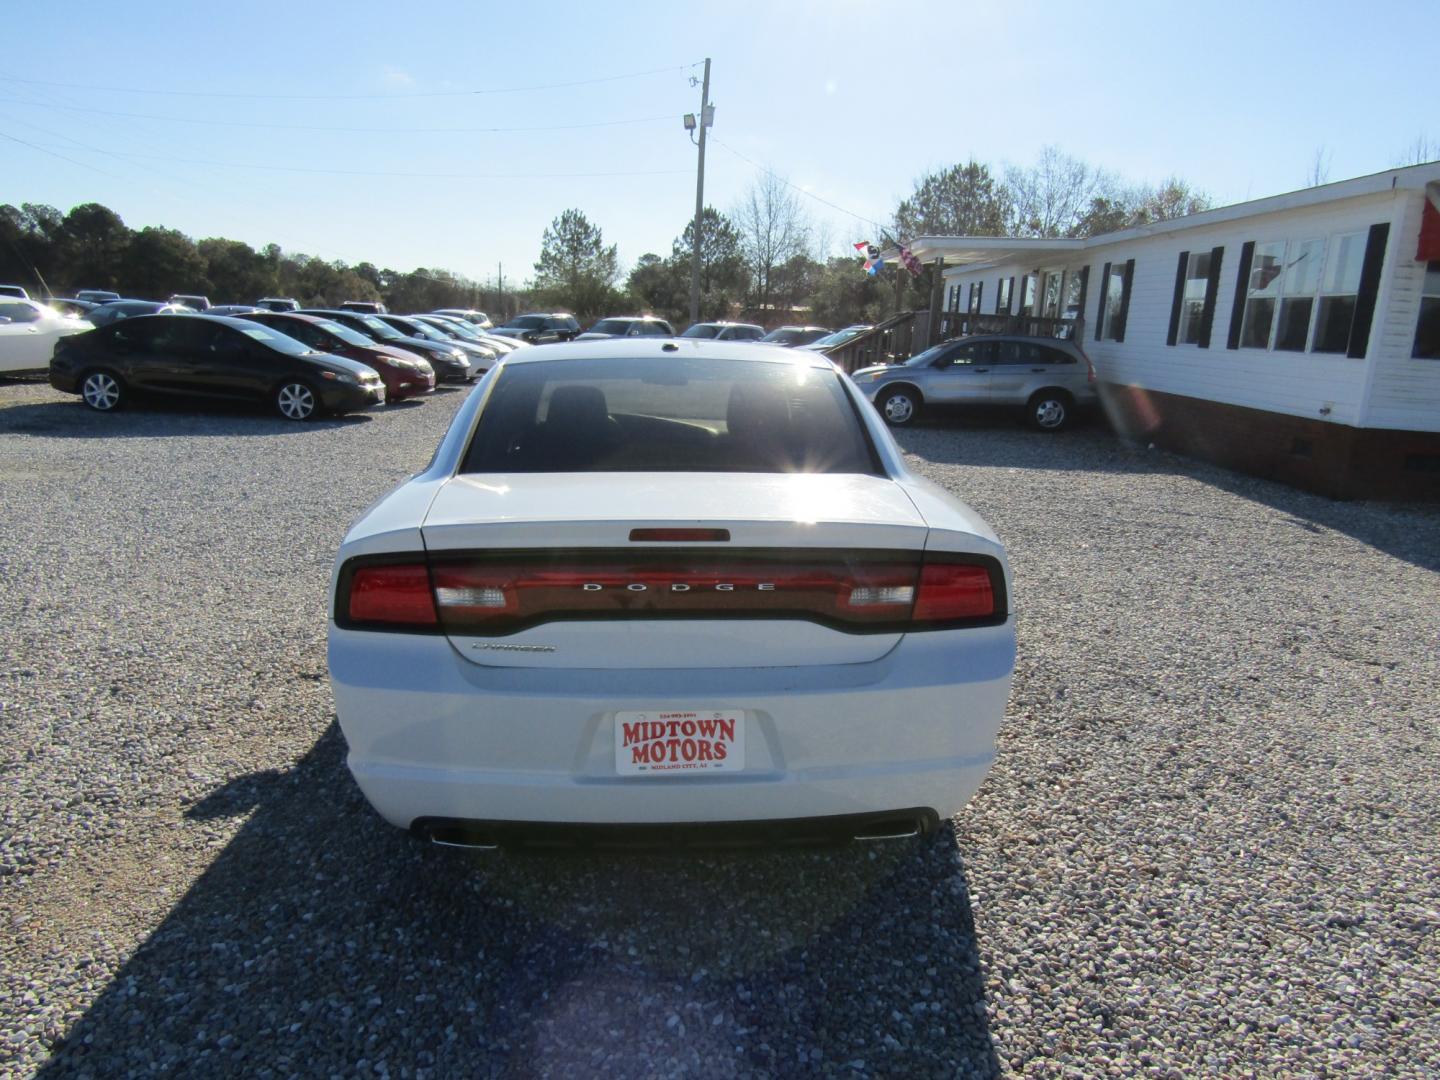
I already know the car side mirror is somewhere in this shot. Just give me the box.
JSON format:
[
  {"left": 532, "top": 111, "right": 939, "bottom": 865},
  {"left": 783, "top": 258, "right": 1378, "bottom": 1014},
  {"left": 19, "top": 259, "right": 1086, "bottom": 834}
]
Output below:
[{"left": 0, "top": 316, "right": 10, "bottom": 325}]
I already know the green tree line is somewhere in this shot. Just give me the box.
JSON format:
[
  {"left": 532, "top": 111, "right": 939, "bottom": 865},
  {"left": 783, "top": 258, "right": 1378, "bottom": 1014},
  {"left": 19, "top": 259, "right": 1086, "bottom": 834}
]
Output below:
[
  {"left": 0, "top": 202, "right": 516, "bottom": 314},
  {"left": 3, "top": 146, "right": 1211, "bottom": 330}
]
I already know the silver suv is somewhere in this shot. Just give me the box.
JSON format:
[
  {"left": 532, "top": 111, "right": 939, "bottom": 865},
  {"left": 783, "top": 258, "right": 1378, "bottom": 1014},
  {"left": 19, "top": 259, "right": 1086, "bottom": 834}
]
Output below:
[
  {"left": 679, "top": 321, "right": 765, "bottom": 342},
  {"left": 853, "top": 335, "right": 1097, "bottom": 432}
]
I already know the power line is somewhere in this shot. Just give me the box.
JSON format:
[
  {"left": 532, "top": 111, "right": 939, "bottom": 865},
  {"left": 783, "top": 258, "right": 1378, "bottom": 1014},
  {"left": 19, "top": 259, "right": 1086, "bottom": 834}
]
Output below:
[
  {"left": 713, "top": 137, "right": 890, "bottom": 234},
  {"left": 0, "top": 110, "right": 213, "bottom": 193},
  {"left": 0, "top": 63, "right": 704, "bottom": 102},
  {"left": 6, "top": 137, "right": 691, "bottom": 180},
  {"left": 0, "top": 128, "right": 116, "bottom": 176},
  {"left": 0, "top": 97, "right": 681, "bottom": 134}
]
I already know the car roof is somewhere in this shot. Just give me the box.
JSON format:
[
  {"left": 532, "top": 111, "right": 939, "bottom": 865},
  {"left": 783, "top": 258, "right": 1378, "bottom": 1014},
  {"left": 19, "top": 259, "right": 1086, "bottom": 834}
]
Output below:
[{"left": 499, "top": 337, "right": 842, "bottom": 369}]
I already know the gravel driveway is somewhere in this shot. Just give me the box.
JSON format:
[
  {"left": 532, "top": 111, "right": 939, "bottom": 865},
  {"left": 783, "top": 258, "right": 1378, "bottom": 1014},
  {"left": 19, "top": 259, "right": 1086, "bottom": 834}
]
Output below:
[{"left": 0, "top": 381, "right": 1436, "bottom": 1078}]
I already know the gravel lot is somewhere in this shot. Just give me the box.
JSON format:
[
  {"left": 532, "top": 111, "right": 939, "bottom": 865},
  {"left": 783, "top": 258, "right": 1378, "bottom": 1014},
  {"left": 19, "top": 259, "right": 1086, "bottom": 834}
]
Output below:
[{"left": 1, "top": 379, "right": 1437, "bottom": 1078}]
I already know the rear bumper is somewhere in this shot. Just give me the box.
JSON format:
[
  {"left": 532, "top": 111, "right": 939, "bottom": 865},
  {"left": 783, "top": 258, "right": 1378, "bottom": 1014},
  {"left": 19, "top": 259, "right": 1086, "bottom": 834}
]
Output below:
[
  {"left": 414, "top": 808, "right": 941, "bottom": 850},
  {"left": 328, "top": 620, "right": 1014, "bottom": 829}
]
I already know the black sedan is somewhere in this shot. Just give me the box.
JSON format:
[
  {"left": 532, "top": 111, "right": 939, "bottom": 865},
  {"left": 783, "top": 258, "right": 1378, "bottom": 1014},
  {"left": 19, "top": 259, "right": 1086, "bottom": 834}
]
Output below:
[
  {"left": 49, "top": 314, "right": 385, "bottom": 420},
  {"left": 300, "top": 309, "right": 475, "bottom": 383}
]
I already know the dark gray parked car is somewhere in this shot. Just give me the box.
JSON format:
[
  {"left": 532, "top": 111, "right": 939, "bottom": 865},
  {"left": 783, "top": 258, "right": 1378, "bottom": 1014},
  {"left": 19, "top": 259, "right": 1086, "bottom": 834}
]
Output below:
[
  {"left": 852, "top": 335, "right": 1097, "bottom": 431},
  {"left": 491, "top": 313, "right": 580, "bottom": 344}
]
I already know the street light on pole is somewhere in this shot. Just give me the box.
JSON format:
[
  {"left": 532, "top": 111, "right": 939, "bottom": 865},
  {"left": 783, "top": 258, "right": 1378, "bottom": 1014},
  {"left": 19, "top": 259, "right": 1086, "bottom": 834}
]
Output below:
[{"left": 687, "top": 58, "right": 712, "bottom": 327}]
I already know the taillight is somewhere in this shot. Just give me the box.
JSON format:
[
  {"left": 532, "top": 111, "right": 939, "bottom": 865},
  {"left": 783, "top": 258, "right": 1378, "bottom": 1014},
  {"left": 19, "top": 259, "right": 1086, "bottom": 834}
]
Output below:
[
  {"left": 337, "top": 551, "right": 1002, "bottom": 635},
  {"left": 344, "top": 563, "right": 438, "bottom": 628},
  {"left": 913, "top": 561, "right": 995, "bottom": 622}
]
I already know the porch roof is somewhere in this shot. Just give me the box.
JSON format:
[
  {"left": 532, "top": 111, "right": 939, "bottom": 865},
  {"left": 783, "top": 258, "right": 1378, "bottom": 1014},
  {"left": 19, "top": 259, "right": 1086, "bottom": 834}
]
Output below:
[{"left": 888, "top": 236, "right": 1085, "bottom": 272}]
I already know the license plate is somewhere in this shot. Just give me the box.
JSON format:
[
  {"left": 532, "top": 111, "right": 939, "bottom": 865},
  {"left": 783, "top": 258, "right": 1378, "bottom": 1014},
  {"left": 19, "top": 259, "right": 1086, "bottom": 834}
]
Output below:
[{"left": 614, "top": 710, "right": 744, "bottom": 776}]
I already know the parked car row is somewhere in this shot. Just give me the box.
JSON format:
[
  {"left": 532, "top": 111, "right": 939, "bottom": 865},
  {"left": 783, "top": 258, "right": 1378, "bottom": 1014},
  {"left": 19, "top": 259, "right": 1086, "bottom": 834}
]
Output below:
[{"left": 35, "top": 302, "right": 538, "bottom": 420}]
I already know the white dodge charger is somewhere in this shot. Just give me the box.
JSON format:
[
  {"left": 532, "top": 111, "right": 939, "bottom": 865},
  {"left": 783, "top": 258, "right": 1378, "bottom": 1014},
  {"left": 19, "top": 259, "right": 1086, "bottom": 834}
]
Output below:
[{"left": 328, "top": 339, "right": 1016, "bottom": 848}]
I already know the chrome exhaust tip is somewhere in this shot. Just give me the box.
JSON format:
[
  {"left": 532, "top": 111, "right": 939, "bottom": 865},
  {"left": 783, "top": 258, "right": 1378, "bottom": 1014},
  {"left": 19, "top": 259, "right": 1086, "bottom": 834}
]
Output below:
[
  {"left": 429, "top": 836, "right": 499, "bottom": 851},
  {"left": 853, "top": 817, "right": 925, "bottom": 842}
]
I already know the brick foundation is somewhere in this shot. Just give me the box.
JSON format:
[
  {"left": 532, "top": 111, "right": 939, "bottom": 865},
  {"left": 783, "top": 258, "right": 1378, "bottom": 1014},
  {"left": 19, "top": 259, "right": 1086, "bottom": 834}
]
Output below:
[{"left": 1099, "top": 384, "right": 1440, "bottom": 501}]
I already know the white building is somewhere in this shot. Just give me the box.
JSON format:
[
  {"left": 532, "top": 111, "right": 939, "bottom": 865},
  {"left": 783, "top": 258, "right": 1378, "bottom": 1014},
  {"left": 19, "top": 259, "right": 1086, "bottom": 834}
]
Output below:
[{"left": 901, "top": 163, "right": 1440, "bottom": 500}]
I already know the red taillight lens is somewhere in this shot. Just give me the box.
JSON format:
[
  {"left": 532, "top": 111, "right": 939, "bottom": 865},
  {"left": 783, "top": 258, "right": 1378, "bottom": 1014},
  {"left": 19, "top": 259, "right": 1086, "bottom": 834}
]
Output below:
[
  {"left": 913, "top": 561, "right": 995, "bottom": 621},
  {"left": 346, "top": 563, "right": 438, "bottom": 627},
  {"left": 339, "top": 551, "right": 1002, "bottom": 634}
]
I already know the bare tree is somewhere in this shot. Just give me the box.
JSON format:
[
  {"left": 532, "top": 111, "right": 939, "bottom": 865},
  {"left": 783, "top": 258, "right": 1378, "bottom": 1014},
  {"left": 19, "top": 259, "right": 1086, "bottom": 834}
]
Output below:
[
  {"left": 1004, "top": 146, "right": 1117, "bottom": 238},
  {"left": 1129, "top": 177, "right": 1212, "bottom": 223},
  {"left": 733, "top": 171, "right": 810, "bottom": 316},
  {"left": 1307, "top": 145, "right": 1332, "bottom": 187},
  {"left": 1394, "top": 133, "right": 1439, "bottom": 167}
]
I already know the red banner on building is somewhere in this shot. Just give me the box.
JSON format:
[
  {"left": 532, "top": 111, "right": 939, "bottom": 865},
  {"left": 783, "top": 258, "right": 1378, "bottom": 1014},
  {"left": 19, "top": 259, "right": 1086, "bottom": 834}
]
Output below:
[{"left": 1419, "top": 183, "right": 1440, "bottom": 261}]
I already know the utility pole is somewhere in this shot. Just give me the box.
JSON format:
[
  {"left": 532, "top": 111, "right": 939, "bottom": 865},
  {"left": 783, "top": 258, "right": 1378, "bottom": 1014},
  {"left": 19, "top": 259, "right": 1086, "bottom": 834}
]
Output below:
[
  {"left": 688, "top": 58, "right": 712, "bottom": 327},
  {"left": 497, "top": 262, "right": 504, "bottom": 316}
]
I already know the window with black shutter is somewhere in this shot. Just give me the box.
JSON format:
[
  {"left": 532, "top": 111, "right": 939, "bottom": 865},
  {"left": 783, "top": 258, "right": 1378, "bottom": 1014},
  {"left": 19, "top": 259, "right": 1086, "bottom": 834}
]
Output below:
[
  {"left": 1231, "top": 226, "right": 1386, "bottom": 356},
  {"left": 1095, "top": 262, "right": 1111, "bottom": 340},
  {"left": 1100, "top": 260, "right": 1133, "bottom": 342},
  {"left": 1169, "top": 248, "right": 1223, "bottom": 346}
]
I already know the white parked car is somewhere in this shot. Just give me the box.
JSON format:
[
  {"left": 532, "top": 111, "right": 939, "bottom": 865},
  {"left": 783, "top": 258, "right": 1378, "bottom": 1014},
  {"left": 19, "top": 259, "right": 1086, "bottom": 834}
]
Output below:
[
  {"left": 0, "top": 299, "right": 93, "bottom": 374},
  {"left": 328, "top": 340, "right": 1016, "bottom": 848}
]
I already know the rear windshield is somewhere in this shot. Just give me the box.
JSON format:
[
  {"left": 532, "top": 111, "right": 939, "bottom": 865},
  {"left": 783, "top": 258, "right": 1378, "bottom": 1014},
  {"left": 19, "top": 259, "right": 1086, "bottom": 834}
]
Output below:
[
  {"left": 680, "top": 324, "right": 720, "bottom": 339},
  {"left": 461, "top": 355, "right": 880, "bottom": 475},
  {"left": 590, "top": 319, "right": 633, "bottom": 335}
]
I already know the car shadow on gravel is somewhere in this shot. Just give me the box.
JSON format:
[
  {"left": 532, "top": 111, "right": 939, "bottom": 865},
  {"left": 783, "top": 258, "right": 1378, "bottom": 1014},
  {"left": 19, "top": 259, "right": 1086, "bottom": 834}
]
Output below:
[
  {"left": 893, "top": 422, "right": 1440, "bottom": 574},
  {"left": 39, "top": 724, "right": 1000, "bottom": 1078},
  {"left": 0, "top": 398, "right": 375, "bottom": 438}
]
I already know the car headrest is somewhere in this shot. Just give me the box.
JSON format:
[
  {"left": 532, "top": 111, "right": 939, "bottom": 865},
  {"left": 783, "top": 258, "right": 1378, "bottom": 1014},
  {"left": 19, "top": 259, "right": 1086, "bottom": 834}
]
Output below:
[
  {"left": 546, "top": 384, "right": 611, "bottom": 428},
  {"left": 726, "top": 381, "right": 790, "bottom": 440}
]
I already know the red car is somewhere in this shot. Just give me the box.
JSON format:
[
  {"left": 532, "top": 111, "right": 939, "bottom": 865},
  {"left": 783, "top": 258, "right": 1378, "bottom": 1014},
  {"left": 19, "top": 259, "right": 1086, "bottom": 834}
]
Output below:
[{"left": 239, "top": 312, "right": 435, "bottom": 401}]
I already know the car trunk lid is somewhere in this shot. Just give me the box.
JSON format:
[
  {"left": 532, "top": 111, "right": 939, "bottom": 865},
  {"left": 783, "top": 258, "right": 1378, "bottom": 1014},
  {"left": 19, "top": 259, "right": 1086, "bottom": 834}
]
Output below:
[{"left": 419, "top": 472, "right": 928, "bottom": 668}]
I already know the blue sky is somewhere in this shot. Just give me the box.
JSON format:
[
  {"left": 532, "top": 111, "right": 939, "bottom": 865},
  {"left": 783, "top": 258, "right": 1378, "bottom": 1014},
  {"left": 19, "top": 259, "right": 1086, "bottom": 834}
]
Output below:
[{"left": 2, "top": 0, "right": 1434, "bottom": 291}]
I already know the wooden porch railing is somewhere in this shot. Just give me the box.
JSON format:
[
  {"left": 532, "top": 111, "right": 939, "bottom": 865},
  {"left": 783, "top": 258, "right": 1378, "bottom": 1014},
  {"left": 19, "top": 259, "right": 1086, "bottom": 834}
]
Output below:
[
  {"left": 822, "top": 311, "right": 1086, "bottom": 372},
  {"left": 937, "top": 312, "right": 1082, "bottom": 342},
  {"left": 820, "top": 310, "right": 921, "bottom": 374}
]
